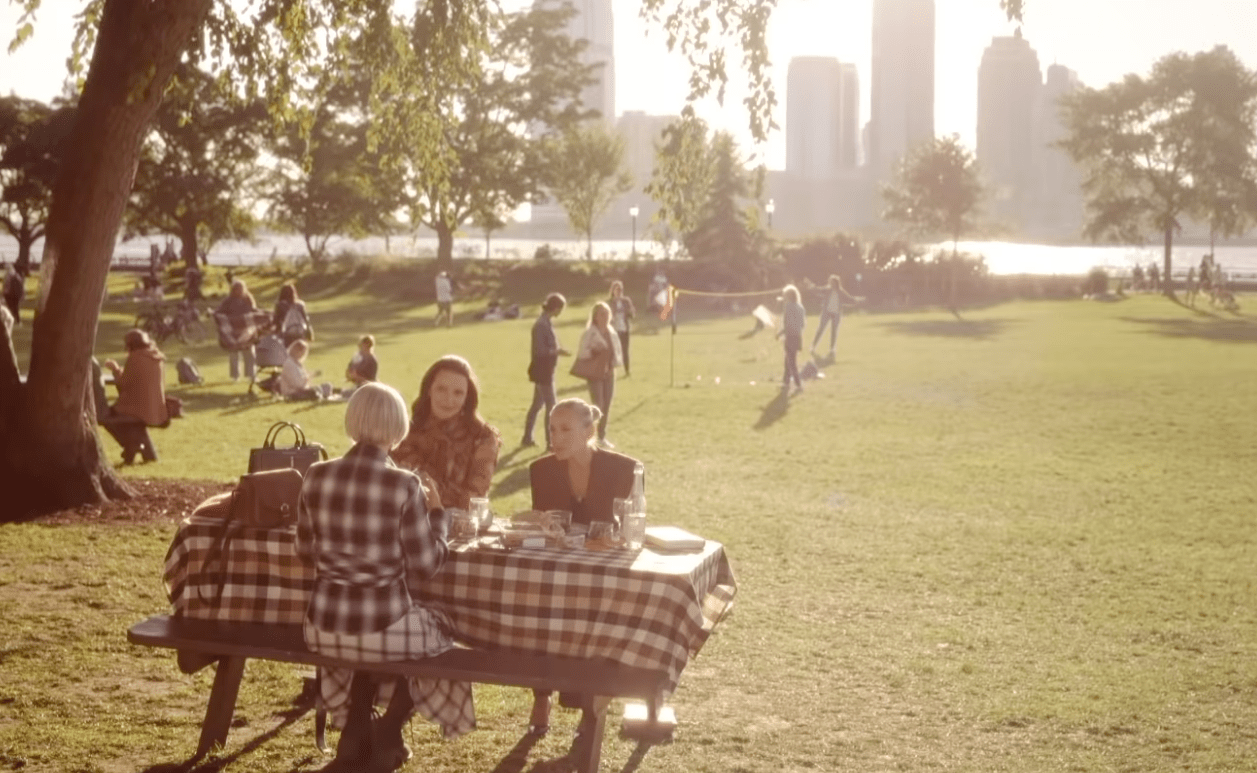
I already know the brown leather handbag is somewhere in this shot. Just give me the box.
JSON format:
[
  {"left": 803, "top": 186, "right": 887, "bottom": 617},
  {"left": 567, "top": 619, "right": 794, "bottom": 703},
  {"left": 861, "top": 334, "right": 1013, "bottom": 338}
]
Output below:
[{"left": 229, "top": 468, "right": 303, "bottom": 528}]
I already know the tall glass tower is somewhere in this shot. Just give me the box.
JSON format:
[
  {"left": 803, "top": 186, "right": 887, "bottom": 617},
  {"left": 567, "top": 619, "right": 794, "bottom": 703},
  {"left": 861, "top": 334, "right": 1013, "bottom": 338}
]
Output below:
[{"left": 868, "top": 0, "right": 935, "bottom": 179}]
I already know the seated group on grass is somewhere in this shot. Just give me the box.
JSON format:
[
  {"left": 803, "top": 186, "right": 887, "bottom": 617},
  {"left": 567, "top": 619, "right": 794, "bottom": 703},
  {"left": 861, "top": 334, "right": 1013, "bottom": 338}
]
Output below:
[
  {"left": 214, "top": 280, "right": 315, "bottom": 384},
  {"left": 295, "top": 351, "right": 640, "bottom": 769}
]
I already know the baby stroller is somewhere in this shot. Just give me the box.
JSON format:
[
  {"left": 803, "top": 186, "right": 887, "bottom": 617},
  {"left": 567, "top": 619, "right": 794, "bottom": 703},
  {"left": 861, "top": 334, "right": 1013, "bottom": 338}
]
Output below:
[{"left": 250, "top": 332, "right": 288, "bottom": 396}]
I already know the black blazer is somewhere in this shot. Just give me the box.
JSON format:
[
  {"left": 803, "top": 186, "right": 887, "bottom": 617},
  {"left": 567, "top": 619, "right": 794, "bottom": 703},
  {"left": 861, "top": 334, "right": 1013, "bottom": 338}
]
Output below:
[{"left": 530, "top": 448, "right": 637, "bottom": 526}]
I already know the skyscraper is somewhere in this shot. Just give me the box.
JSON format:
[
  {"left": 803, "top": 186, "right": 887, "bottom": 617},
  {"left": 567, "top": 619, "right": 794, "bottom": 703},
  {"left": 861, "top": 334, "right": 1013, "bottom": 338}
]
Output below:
[
  {"left": 977, "top": 31, "right": 1042, "bottom": 227},
  {"left": 1032, "top": 63, "right": 1085, "bottom": 237},
  {"left": 531, "top": 0, "right": 616, "bottom": 233},
  {"left": 868, "top": 0, "right": 935, "bottom": 178},
  {"left": 786, "top": 57, "right": 860, "bottom": 180},
  {"left": 614, "top": 110, "right": 677, "bottom": 234}
]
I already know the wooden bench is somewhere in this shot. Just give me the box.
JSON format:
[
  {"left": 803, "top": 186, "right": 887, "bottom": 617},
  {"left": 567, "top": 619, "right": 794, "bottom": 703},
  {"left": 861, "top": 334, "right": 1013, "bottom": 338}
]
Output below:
[{"left": 128, "top": 614, "right": 669, "bottom": 773}]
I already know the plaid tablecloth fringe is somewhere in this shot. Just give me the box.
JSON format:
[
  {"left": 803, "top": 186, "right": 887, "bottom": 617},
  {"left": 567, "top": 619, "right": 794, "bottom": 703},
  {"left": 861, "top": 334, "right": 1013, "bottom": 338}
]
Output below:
[{"left": 164, "top": 516, "right": 737, "bottom": 693}]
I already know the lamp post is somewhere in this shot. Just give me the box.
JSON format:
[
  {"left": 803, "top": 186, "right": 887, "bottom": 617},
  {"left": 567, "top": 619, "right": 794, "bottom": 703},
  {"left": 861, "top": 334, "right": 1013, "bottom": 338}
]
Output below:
[
  {"left": 766, "top": 198, "right": 775, "bottom": 229},
  {"left": 630, "top": 205, "right": 639, "bottom": 258}
]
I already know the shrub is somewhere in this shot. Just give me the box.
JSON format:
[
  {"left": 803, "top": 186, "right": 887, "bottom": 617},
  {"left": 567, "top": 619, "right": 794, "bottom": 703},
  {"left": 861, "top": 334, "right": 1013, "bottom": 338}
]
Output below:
[{"left": 1082, "top": 267, "right": 1109, "bottom": 296}]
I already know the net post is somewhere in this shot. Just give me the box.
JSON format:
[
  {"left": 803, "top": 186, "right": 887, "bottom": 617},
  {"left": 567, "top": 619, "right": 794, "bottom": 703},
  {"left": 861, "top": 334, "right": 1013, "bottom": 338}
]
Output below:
[{"left": 669, "top": 291, "right": 676, "bottom": 387}]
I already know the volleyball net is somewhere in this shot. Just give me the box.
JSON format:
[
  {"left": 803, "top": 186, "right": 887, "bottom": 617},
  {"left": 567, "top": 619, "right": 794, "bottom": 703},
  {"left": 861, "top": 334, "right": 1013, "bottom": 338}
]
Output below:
[{"left": 654, "top": 284, "right": 785, "bottom": 386}]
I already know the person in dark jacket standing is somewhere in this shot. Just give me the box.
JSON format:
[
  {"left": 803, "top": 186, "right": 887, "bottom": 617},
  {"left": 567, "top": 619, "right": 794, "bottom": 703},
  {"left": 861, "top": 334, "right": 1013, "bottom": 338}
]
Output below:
[{"left": 521, "top": 293, "right": 569, "bottom": 449}]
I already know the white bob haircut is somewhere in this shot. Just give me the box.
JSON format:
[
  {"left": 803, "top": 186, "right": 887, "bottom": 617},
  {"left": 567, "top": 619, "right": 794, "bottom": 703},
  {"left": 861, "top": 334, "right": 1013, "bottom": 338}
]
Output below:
[{"left": 344, "top": 382, "right": 410, "bottom": 449}]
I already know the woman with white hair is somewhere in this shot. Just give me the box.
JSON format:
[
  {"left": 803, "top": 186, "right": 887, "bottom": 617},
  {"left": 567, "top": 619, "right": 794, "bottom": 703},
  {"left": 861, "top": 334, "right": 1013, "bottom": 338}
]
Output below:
[{"left": 296, "top": 382, "right": 474, "bottom": 770}]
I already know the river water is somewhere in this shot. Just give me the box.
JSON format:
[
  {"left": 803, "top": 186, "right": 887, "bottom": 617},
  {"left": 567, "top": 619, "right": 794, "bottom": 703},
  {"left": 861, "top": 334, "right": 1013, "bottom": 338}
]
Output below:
[{"left": 4, "top": 233, "right": 1257, "bottom": 278}]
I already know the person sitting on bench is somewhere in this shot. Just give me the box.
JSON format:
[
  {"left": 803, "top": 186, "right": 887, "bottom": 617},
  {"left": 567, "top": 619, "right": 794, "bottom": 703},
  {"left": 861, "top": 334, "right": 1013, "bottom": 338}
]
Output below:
[
  {"left": 97, "top": 329, "right": 168, "bottom": 465},
  {"left": 296, "top": 383, "right": 474, "bottom": 771}
]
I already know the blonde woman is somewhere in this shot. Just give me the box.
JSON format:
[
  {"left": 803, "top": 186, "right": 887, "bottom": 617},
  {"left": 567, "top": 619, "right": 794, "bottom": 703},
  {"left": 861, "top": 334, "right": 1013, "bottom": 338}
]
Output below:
[
  {"left": 778, "top": 284, "right": 806, "bottom": 394},
  {"left": 527, "top": 396, "right": 638, "bottom": 738},
  {"left": 571, "top": 301, "right": 622, "bottom": 448}
]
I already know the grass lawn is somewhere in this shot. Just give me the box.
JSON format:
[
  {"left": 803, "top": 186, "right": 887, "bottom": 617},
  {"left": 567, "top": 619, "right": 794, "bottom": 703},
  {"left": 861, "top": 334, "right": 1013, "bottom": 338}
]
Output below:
[{"left": 2, "top": 265, "right": 1256, "bottom": 772}]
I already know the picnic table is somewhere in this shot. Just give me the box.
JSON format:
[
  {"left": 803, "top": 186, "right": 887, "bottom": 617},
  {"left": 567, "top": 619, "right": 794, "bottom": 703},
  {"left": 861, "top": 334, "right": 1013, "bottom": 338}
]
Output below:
[{"left": 162, "top": 513, "right": 737, "bottom": 721}]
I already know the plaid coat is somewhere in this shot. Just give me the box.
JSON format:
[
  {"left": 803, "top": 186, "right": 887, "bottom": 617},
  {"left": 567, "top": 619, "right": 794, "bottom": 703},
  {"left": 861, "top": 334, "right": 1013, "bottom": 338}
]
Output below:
[{"left": 296, "top": 443, "right": 448, "bottom": 634}]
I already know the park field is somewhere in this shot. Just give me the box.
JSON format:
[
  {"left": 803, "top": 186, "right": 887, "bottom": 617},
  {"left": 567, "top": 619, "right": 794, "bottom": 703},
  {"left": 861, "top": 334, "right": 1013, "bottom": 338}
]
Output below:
[{"left": 2, "top": 264, "right": 1256, "bottom": 772}]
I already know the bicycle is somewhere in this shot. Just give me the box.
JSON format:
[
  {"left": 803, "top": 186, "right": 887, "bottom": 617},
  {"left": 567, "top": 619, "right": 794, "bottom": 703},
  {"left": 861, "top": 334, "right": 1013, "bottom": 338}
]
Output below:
[{"left": 135, "top": 300, "right": 208, "bottom": 345}]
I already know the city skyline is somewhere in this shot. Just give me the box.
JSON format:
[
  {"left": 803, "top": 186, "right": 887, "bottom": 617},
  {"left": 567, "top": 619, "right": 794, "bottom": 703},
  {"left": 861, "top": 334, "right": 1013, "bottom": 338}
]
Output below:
[{"left": 4, "top": 1, "right": 1257, "bottom": 171}]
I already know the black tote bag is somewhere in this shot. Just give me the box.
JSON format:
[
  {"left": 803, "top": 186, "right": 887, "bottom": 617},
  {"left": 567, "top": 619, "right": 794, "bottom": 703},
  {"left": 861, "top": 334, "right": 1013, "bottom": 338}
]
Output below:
[{"left": 247, "top": 421, "right": 328, "bottom": 475}]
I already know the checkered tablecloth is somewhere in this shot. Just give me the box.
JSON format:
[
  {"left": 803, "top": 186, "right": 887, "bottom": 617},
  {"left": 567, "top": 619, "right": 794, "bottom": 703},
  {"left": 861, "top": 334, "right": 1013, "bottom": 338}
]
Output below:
[{"left": 164, "top": 518, "right": 737, "bottom": 694}]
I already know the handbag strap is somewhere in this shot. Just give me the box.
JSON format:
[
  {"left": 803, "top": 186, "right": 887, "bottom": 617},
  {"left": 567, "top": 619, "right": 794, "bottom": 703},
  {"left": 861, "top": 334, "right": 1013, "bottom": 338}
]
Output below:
[
  {"left": 196, "top": 516, "right": 242, "bottom": 606},
  {"left": 263, "top": 421, "right": 306, "bottom": 449}
]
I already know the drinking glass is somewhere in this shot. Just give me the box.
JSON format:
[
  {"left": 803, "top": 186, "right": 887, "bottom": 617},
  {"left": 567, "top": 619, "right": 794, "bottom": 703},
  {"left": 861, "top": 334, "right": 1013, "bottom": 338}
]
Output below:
[
  {"left": 613, "top": 498, "right": 633, "bottom": 529},
  {"left": 447, "top": 508, "right": 477, "bottom": 541},
  {"left": 544, "top": 509, "right": 573, "bottom": 534},
  {"left": 469, "top": 497, "right": 491, "bottom": 529},
  {"left": 621, "top": 512, "right": 646, "bottom": 550},
  {"left": 588, "top": 519, "right": 622, "bottom": 546}
]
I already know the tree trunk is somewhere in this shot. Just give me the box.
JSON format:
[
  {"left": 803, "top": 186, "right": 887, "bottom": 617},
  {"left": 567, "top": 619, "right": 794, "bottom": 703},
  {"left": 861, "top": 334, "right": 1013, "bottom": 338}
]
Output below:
[
  {"left": 181, "top": 219, "right": 199, "bottom": 272},
  {"left": 435, "top": 223, "right": 455, "bottom": 269},
  {"left": 1, "top": 0, "right": 212, "bottom": 516},
  {"left": 1163, "top": 224, "right": 1175, "bottom": 297}
]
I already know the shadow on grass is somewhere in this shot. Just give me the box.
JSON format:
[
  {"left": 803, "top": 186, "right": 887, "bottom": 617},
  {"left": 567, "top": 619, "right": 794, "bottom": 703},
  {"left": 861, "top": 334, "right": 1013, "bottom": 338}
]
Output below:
[
  {"left": 172, "top": 390, "right": 278, "bottom": 416},
  {"left": 613, "top": 389, "right": 668, "bottom": 424},
  {"left": 737, "top": 323, "right": 768, "bottom": 341},
  {"left": 486, "top": 733, "right": 543, "bottom": 773},
  {"left": 136, "top": 703, "right": 317, "bottom": 773},
  {"left": 876, "top": 317, "right": 1016, "bottom": 340},
  {"left": 1119, "top": 316, "right": 1257, "bottom": 343},
  {"left": 614, "top": 739, "right": 666, "bottom": 773},
  {"left": 753, "top": 389, "right": 789, "bottom": 430}
]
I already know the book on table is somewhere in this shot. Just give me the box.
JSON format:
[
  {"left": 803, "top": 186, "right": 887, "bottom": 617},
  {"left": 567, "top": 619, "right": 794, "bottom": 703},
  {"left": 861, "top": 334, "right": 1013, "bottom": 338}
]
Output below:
[{"left": 644, "top": 526, "right": 705, "bottom": 551}]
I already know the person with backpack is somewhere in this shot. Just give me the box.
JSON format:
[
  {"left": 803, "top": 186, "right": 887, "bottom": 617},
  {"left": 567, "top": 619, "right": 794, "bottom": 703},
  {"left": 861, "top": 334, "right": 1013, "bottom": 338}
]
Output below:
[{"left": 273, "top": 283, "right": 314, "bottom": 348}]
